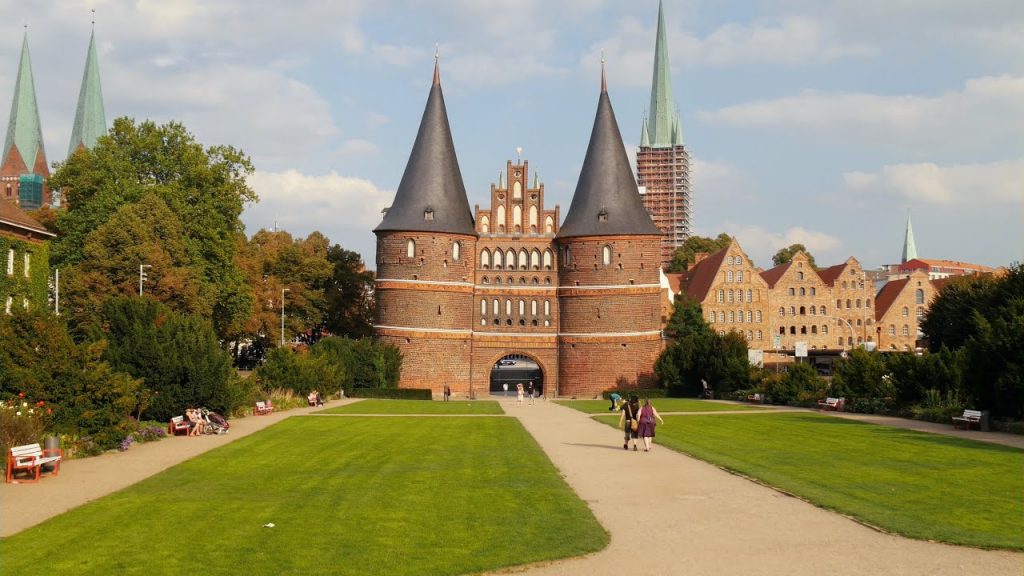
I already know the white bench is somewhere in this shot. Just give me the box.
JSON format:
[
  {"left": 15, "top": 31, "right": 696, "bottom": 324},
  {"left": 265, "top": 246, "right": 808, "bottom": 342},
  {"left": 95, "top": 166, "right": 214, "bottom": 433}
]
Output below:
[
  {"left": 952, "top": 409, "right": 982, "bottom": 430},
  {"left": 6, "top": 443, "right": 63, "bottom": 484},
  {"left": 255, "top": 400, "right": 274, "bottom": 416},
  {"left": 169, "top": 415, "right": 191, "bottom": 436},
  {"left": 817, "top": 397, "right": 844, "bottom": 411}
]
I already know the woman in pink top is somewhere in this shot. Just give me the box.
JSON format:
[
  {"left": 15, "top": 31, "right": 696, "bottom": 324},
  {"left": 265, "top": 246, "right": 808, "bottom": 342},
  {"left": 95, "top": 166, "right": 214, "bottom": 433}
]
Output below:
[{"left": 636, "top": 399, "right": 665, "bottom": 452}]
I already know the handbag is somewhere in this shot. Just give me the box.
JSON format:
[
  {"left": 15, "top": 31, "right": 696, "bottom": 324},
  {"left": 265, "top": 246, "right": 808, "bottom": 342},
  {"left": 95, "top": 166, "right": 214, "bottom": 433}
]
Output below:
[
  {"left": 631, "top": 419, "right": 639, "bottom": 432},
  {"left": 628, "top": 405, "right": 638, "bottom": 432}
]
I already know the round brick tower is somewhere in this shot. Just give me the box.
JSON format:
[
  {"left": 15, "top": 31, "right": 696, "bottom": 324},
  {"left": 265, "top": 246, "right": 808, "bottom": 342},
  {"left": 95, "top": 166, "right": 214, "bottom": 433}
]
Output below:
[
  {"left": 555, "top": 65, "right": 663, "bottom": 397},
  {"left": 374, "top": 60, "right": 477, "bottom": 394}
]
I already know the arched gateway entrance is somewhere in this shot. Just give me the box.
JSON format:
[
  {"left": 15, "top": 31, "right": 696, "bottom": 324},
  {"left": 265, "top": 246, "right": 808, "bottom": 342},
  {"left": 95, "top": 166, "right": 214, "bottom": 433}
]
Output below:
[{"left": 489, "top": 354, "right": 543, "bottom": 396}]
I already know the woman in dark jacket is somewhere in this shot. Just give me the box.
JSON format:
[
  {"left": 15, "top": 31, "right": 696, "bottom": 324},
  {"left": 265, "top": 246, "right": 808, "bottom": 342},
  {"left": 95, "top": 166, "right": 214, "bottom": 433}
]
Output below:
[{"left": 617, "top": 395, "right": 641, "bottom": 451}]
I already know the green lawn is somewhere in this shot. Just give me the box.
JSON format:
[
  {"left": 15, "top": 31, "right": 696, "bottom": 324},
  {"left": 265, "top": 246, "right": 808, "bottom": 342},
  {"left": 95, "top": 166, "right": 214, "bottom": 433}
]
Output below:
[
  {"left": 595, "top": 412, "right": 1023, "bottom": 550},
  {"left": 558, "top": 398, "right": 764, "bottom": 414},
  {"left": 2, "top": 417, "right": 606, "bottom": 575},
  {"left": 318, "top": 399, "right": 505, "bottom": 415}
]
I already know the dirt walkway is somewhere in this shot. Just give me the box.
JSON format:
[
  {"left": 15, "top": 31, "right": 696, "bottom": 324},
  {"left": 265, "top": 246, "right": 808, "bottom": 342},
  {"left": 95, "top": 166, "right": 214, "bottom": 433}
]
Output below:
[
  {"left": 0, "top": 400, "right": 357, "bottom": 537},
  {"left": 495, "top": 398, "right": 1022, "bottom": 576}
]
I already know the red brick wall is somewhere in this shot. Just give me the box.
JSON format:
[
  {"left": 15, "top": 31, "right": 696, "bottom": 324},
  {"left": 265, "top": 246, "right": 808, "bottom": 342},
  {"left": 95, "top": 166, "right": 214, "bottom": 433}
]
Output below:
[
  {"left": 377, "top": 330, "right": 472, "bottom": 392},
  {"left": 558, "top": 336, "right": 662, "bottom": 397}
]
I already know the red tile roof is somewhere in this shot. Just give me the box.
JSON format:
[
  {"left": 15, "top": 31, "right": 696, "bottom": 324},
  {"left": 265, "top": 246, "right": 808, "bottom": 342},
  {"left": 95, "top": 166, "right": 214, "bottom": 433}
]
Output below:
[
  {"left": 759, "top": 261, "right": 792, "bottom": 288},
  {"left": 817, "top": 263, "right": 845, "bottom": 286},
  {"left": 0, "top": 198, "right": 54, "bottom": 237},
  {"left": 663, "top": 272, "right": 683, "bottom": 295},
  {"left": 873, "top": 277, "right": 909, "bottom": 320},
  {"left": 682, "top": 245, "right": 729, "bottom": 301}
]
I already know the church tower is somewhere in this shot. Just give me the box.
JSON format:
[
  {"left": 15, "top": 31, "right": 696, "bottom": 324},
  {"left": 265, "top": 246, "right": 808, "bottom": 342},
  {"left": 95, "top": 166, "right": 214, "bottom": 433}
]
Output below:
[
  {"left": 2, "top": 32, "right": 49, "bottom": 209},
  {"left": 556, "top": 62, "right": 663, "bottom": 397},
  {"left": 636, "top": 0, "right": 692, "bottom": 267},
  {"left": 68, "top": 26, "right": 107, "bottom": 156},
  {"left": 901, "top": 211, "right": 917, "bottom": 263},
  {"left": 373, "top": 57, "right": 478, "bottom": 394}
]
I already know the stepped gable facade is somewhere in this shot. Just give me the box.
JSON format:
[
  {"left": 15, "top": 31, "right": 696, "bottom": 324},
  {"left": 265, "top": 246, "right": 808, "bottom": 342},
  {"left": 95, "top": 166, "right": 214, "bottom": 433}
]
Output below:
[
  {"left": 874, "top": 269, "right": 939, "bottom": 351},
  {"left": 817, "top": 257, "right": 876, "bottom": 347},
  {"left": 681, "top": 239, "right": 770, "bottom": 346},
  {"left": 373, "top": 62, "right": 662, "bottom": 397}
]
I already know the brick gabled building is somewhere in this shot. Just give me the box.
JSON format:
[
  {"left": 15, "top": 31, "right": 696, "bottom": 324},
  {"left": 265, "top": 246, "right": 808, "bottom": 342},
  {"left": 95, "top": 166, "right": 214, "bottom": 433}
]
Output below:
[
  {"left": 680, "top": 239, "right": 769, "bottom": 346},
  {"left": 874, "top": 269, "right": 939, "bottom": 351},
  {"left": 1, "top": 198, "right": 55, "bottom": 312},
  {"left": 373, "top": 61, "right": 662, "bottom": 397},
  {"left": 817, "top": 257, "right": 876, "bottom": 347},
  {"left": 761, "top": 251, "right": 837, "bottom": 351}
]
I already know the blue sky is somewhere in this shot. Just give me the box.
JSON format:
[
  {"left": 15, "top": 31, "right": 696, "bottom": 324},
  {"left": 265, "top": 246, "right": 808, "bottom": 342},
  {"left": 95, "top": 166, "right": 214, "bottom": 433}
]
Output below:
[{"left": 2, "top": 0, "right": 1021, "bottom": 270}]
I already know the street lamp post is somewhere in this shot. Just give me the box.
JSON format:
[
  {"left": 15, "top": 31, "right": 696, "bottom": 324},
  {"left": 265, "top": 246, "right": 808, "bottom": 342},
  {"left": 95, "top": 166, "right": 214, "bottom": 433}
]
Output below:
[
  {"left": 139, "top": 264, "right": 152, "bottom": 296},
  {"left": 280, "top": 288, "right": 290, "bottom": 347}
]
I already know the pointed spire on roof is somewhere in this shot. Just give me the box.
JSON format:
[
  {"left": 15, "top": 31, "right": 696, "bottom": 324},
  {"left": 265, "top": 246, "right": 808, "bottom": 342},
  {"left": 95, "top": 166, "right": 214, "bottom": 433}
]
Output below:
[
  {"left": 640, "top": 114, "right": 651, "bottom": 147},
  {"left": 374, "top": 55, "right": 475, "bottom": 236},
  {"left": 646, "top": 0, "right": 681, "bottom": 148},
  {"left": 433, "top": 44, "right": 440, "bottom": 86},
  {"left": 68, "top": 24, "right": 107, "bottom": 156},
  {"left": 558, "top": 64, "right": 660, "bottom": 239},
  {"left": 901, "top": 211, "right": 918, "bottom": 263},
  {"left": 600, "top": 48, "right": 607, "bottom": 93},
  {"left": 3, "top": 30, "right": 47, "bottom": 176},
  {"left": 532, "top": 171, "right": 539, "bottom": 189},
  {"left": 498, "top": 170, "right": 505, "bottom": 189}
]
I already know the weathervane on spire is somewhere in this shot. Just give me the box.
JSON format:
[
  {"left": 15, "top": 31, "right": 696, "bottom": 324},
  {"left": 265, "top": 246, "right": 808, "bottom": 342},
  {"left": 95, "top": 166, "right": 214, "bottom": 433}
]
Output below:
[
  {"left": 515, "top": 146, "right": 522, "bottom": 163},
  {"left": 600, "top": 48, "right": 607, "bottom": 92},
  {"left": 91, "top": 8, "right": 96, "bottom": 27}
]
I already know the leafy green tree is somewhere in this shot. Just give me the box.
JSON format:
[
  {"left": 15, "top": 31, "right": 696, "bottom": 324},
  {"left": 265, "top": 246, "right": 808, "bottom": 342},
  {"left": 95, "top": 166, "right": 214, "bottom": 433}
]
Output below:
[
  {"left": 255, "top": 347, "right": 345, "bottom": 396},
  {"left": 0, "top": 309, "right": 141, "bottom": 450},
  {"left": 772, "top": 244, "right": 816, "bottom": 268},
  {"left": 831, "top": 348, "right": 892, "bottom": 400},
  {"left": 656, "top": 296, "right": 748, "bottom": 396},
  {"left": 310, "top": 337, "right": 402, "bottom": 391},
  {"left": 665, "top": 233, "right": 732, "bottom": 273},
  {"left": 50, "top": 118, "right": 256, "bottom": 339},
  {"left": 763, "top": 362, "right": 824, "bottom": 405},
  {"left": 93, "top": 296, "right": 235, "bottom": 421},
  {"left": 323, "top": 245, "right": 375, "bottom": 338}
]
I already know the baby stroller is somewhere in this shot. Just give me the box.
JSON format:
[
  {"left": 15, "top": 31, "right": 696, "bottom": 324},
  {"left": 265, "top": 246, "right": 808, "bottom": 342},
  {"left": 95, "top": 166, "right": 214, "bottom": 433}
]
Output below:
[{"left": 198, "top": 407, "right": 230, "bottom": 435}]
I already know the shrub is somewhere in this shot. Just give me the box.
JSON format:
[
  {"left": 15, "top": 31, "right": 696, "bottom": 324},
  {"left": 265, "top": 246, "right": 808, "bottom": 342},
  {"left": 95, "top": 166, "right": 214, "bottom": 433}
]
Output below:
[
  {"left": 347, "top": 388, "right": 431, "bottom": 400},
  {"left": 310, "top": 337, "right": 400, "bottom": 389},
  {"left": 0, "top": 398, "right": 48, "bottom": 456},
  {"left": 762, "top": 362, "right": 825, "bottom": 406},
  {"left": 600, "top": 389, "right": 668, "bottom": 400},
  {"left": 255, "top": 348, "right": 345, "bottom": 396}
]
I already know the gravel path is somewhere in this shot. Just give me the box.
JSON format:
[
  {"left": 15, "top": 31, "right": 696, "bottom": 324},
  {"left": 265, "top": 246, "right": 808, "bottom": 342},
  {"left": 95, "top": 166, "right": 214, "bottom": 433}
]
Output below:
[
  {"left": 493, "top": 398, "right": 1023, "bottom": 576},
  {"left": 2, "top": 397, "right": 1021, "bottom": 575}
]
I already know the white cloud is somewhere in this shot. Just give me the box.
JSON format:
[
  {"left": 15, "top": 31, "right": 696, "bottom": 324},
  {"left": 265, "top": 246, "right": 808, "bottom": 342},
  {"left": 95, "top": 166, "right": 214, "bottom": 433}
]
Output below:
[
  {"left": 844, "top": 159, "right": 1024, "bottom": 205},
  {"left": 716, "top": 224, "right": 843, "bottom": 267},
  {"left": 589, "top": 15, "right": 871, "bottom": 87},
  {"left": 336, "top": 139, "right": 379, "bottom": 158},
  {"left": 244, "top": 169, "right": 394, "bottom": 262},
  {"left": 698, "top": 75, "right": 1024, "bottom": 155}
]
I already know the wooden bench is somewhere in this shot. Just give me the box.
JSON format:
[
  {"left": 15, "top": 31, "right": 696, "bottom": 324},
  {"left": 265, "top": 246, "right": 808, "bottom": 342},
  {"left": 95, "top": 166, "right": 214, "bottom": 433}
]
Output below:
[
  {"left": 169, "top": 415, "right": 191, "bottom": 436},
  {"left": 255, "top": 400, "right": 274, "bottom": 416},
  {"left": 952, "top": 409, "right": 982, "bottom": 430},
  {"left": 817, "top": 397, "right": 844, "bottom": 411},
  {"left": 6, "top": 443, "right": 63, "bottom": 484},
  {"left": 746, "top": 393, "right": 762, "bottom": 404}
]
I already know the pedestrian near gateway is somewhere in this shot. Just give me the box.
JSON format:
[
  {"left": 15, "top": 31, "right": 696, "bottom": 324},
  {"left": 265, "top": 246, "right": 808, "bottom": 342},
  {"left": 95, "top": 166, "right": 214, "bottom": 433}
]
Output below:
[{"left": 636, "top": 398, "right": 665, "bottom": 452}]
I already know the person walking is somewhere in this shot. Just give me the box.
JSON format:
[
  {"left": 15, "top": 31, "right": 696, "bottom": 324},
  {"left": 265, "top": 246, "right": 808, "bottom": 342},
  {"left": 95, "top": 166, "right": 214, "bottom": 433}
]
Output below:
[
  {"left": 637, "top": 398, "right": 665, "bottom": 452},
  {"left": 516, "top": 382, "right": 524, "bottom": 405},
  {"left": 527, "top": 382, "right": 535, "bottom": 405},
  {"left": 617, "top": 395, "right": 641, "bottom": 451},
  {"left": 443, "top": 385, "right": 451, "bottom": 402}
]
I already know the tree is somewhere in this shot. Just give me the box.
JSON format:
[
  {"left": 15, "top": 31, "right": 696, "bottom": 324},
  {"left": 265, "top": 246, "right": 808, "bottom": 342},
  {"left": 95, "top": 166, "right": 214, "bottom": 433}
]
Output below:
[
  {"left": 665, "top": 233, "right": 732, "bottom": 273},
  {"left": 656, "top": 296, "right": 749, "bottom": 396},
  {"left": 772, "top": 244, "right": 816, "bottom": 268},
  {"left": 49, "top": 118, "right": 256, "bottom": 339},
  {"left": 323, "top": 245, "right": 375, "bottom": 338},
  {"left": 94, "top": 296, "right": 235, "bottom": 421},
  {"left": 0, "top": 308, "right": 141, "bottom": 451}
]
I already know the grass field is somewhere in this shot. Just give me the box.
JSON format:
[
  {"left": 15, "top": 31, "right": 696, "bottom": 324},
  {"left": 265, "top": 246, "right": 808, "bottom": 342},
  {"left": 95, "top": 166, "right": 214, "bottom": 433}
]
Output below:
[
  {"left": 318, "top": 399, "right": 505, "bottom": 415},
  {"left": 595, "top": 412, "right": 1024, "bottom": 550},
  {"left": 558, "top": 398, "right": 765, "bottom": 414},
  {"left": 2, "top": 417, "right": 607, "bottom": 575}
]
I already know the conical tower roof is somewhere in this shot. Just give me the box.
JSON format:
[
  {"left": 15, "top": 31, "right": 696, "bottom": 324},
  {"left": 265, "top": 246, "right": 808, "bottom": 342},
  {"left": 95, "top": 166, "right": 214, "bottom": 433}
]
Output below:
[
  {"left": 68, "top": 29, "right": 107, "bottom": 156},
  {"left": 645, "top": 0, "right": 681, "bottom": 148},
  {"left": 558, "top": 66, "right": 660, "bottom": 239},
  {"left": 3, "top": 33, "right": 46, "bottom": 174},
  {"left": 374, "top": 59, "right": 475, "bottom": 236},
  {"left": 901, "top": 212, "right": 918, "bottom": 263}
]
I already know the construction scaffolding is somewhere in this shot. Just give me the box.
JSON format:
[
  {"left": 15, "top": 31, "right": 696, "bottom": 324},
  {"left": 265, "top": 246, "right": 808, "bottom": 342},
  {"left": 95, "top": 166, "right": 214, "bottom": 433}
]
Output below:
[{"left": 637, "top": 144, "right": 691, "bottom": 267}]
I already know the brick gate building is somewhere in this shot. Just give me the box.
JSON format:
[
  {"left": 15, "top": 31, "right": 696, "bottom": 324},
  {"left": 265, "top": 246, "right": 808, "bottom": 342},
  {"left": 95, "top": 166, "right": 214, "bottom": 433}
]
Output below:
[{"left": 373, "top": 60, "right": 662, "bottom": 398}]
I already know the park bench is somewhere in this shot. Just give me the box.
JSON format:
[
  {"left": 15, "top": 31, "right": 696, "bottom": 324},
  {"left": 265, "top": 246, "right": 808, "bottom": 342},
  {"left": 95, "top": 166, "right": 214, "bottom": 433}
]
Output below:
[
  {"left": 817, "top": 397, "right": 844, "bottom": 411},
  {"left": 255, "top": 400, "right": 274, "bottom": 416},
  {"left": 746, "top": 393, "right": 762, "bottom": 403},
  {"left": 952, "top": 409, "right": 982, "bottom": 430},
  {"left": 6, "top": 443, "right": 63, "bottom": 484},
  {"left": 169, "top": 415, "right": 191, "bottom": 436}
]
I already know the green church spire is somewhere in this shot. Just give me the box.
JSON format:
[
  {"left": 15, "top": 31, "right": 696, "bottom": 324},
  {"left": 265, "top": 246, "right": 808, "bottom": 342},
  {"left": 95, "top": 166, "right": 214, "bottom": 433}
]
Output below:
[
  {"left": 640, "top": 114, "right": 650, "bottom": 147},
  {"left": 3, "top": 32, "right": 46, "bottom": 173},
  {"left": 901, "top": 211, "right": 918, "bottom": 263},
  {"left": 645, "top": 0, "right": 680, "bottom": 148},
  {"left": 68, "top": 29, "right": 107, "bottom": 156}
]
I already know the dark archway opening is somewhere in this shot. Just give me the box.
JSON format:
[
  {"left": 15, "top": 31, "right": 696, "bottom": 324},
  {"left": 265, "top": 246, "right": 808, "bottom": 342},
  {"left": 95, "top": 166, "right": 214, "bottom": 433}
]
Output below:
[{"left": 489, "top": 354, "right": 543, "bottom": 396}]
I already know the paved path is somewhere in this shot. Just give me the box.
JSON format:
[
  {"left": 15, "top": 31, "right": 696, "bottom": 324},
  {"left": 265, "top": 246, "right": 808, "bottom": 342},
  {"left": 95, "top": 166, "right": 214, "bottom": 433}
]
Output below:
[
  {"left": 494, "top": 398, "right": 1023, "bottom": 576},
  {"left": 3, "top": 397, "right": 1021, "bottom": 575}
]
